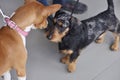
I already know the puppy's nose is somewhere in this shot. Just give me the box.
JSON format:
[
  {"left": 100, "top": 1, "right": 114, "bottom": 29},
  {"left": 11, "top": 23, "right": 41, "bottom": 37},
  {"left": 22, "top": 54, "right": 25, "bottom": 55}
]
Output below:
[{"left": 47, "top": 35, "right": 52, "bottom": 40}]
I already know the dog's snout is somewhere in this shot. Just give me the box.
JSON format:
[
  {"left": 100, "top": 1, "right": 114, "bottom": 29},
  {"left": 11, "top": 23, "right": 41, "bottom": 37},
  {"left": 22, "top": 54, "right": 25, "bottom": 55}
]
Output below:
[{"left": 47, "top": 35, "right": 52, "bottom": 40}]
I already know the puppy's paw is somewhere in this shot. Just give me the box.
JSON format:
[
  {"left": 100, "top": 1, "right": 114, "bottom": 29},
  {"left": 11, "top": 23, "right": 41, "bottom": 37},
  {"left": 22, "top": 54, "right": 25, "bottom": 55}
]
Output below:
[
  {"left": 60, "top": 56, "right": 69, "bottom": 64},
  {"left": 67, "top": 62, "right": 76, "bottom": 73},
  {"left": 111, "top": 44, "right": 119, "bottom": 51}
]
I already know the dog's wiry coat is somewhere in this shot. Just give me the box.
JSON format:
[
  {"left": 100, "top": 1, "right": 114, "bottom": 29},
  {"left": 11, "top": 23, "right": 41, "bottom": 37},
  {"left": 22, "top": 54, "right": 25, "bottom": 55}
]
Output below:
[{"left": 46, "top": 0, "right": 120, "bottom": 72}]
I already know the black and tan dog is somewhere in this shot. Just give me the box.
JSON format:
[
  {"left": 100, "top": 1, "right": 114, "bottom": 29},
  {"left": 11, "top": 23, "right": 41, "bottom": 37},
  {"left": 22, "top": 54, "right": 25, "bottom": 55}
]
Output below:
[{"left": 45, "top": 0, "right": 120, "bottom": 72}]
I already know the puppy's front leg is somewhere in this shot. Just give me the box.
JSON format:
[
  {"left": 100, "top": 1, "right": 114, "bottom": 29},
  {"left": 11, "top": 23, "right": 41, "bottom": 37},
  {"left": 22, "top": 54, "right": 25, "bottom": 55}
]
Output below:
[
  {"left": 60, "top": 54, "right": 70, "bottom": 64},
  {"left": 67, "top": 50, "right": 80, "bottom": 73}
]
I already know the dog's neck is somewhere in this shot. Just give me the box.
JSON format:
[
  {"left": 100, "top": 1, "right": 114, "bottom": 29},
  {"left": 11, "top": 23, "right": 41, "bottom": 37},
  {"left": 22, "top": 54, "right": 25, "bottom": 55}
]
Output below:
[
  {"left": 5, "top": 20, "right": 35, "bottom": 47},
  {"left": 19, "top": 24, "right": 35, "bottom": 46}
]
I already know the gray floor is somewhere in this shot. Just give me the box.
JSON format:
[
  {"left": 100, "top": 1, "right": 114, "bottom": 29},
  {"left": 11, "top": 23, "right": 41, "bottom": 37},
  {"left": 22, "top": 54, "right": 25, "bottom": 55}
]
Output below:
[{"left": 0, "top": 0, "right": 120, "bottom": 80}]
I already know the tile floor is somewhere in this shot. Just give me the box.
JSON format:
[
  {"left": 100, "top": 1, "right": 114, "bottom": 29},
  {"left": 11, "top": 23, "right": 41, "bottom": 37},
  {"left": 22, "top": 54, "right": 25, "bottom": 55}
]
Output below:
[{"left": 0, "top": 0, "right": 120, "bottom": 80}]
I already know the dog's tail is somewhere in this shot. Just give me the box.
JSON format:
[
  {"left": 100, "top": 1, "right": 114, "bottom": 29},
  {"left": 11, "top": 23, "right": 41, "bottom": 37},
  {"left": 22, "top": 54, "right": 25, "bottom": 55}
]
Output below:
[{"left": 107, "top": 0, "right": 114, "bottom": 13}]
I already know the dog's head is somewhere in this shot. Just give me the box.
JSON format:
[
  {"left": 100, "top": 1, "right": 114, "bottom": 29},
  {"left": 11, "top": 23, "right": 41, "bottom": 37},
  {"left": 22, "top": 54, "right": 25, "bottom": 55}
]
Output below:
[
  {"left": 11, "top": 0, "right": 61, "bottom": 30},
  {"left": 45, "top": 10, "right": 71, "bottom": 42}
]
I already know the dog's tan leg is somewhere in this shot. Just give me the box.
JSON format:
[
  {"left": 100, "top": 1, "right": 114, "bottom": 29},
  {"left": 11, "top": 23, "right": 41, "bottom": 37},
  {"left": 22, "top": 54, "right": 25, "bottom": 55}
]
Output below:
[
  {"left": 16, "top": 66, "right": 26, "bottom": 80},
  {"left": 96, "top": 32, "right": 105, "bottom": 43},
  {"left": 15, "top": 53, "right": 27, "bottom": 80},
  {"left": 67, "top": 60, "right": 77, "bottom": 73},
  {"left": 60, "top": 55, "right": 70, "bottom": 64},
  {"left": 60, "top": 54, "right": 76, "bottom": 72},
  {"left": 16, "top": 60, "right": 26, "bottom": 80},
  {"left": 65, "top": 50, "right": 80, "bottom": 73},
  {"left": 111, "top": 33, "right": 119, "bottom": 51}
]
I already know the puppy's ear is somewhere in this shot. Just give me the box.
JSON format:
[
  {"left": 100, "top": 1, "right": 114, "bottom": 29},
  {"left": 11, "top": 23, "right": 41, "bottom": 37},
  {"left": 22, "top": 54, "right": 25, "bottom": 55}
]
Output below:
[
  {"left": 54, "top": 10, "right": 66, "bottom": 18},
  {"left": 45, "top": 4, "right": 61, "bottom": 16},
  {"left": 24, "top": 0, "right": 36, "bottom": 4}
]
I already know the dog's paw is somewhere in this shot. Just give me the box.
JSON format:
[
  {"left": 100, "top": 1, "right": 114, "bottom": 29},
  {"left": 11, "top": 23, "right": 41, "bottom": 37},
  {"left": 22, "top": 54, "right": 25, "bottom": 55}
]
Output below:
[
  {"left": 60, "top": 56, "right": 69, "bottom": 64},
  {"left": 67, "top": 62, "right": 76, "bottom": 73},
  {"left": 110, "top": 44, "right": 119, "bottom": 51}
]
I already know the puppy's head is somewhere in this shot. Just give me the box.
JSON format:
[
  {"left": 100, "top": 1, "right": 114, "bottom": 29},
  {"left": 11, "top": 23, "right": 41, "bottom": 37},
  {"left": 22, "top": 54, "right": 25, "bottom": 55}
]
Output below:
[{"left": 45, "top": 10, "right": 71, "bottom": 43}]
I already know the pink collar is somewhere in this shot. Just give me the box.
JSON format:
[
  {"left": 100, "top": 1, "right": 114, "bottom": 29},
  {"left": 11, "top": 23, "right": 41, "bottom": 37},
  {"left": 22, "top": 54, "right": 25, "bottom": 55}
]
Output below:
[{"left": 5, "top": 17, "right": 29, "bottom": 37}]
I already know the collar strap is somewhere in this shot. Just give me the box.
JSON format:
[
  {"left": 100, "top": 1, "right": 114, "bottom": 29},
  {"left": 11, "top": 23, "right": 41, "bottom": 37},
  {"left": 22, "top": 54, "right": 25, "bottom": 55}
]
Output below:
[{"left": 5, "top": 18, "right": 29, "bottom": 37}]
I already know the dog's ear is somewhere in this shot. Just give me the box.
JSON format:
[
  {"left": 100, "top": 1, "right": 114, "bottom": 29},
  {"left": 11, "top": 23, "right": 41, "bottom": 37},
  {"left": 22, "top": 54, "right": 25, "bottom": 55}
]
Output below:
[
  {"left": 54, "top": 10, "right": 66, "bottom": 18},
  {"left": 24, "top": 0, "right": 36, "bottom": 4},
  {"left": 45, "top": 4, "right": 61, "bottom": 16}
]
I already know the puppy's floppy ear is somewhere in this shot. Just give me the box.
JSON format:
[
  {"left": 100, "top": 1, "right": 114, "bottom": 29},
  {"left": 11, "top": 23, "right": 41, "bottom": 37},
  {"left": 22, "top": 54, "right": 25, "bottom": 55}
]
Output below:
[
  {"left": 45, "top": 4, "right": 62, "bottom": 16},
  {"left": 24, "top": 0, "right": 36, "bottom": 4}
]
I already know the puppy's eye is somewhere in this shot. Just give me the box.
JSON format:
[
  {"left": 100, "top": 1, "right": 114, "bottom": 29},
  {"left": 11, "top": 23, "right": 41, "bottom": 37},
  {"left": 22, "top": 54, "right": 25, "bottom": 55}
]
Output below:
[
  {"left": 53, "top": 19, "right": 57, "bottom": 23},
  {"left": 58, "top": 21, "right": 63, "bottom": 26}
]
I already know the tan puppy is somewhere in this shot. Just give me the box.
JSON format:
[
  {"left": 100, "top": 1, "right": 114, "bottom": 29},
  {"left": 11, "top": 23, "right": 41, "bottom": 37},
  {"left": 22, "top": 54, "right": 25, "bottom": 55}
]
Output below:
[{"left": 0, "top": 0, "right": 61, "bottom": 80}]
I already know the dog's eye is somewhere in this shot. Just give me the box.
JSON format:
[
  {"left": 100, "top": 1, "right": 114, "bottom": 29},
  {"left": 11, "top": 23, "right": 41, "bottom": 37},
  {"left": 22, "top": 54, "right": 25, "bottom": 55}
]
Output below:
[
  {"left": 53, "top": 19, "right": 57, "bottom": 23},
  {"left": 58, "top": 21, "right": 63, "bottom": 26}
]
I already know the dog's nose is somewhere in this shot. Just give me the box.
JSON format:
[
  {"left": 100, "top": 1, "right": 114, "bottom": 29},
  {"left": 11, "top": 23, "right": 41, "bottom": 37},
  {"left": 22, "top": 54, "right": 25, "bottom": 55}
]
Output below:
[{"left": 47, "top": 35, "right": 52, "bottom": 40}]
